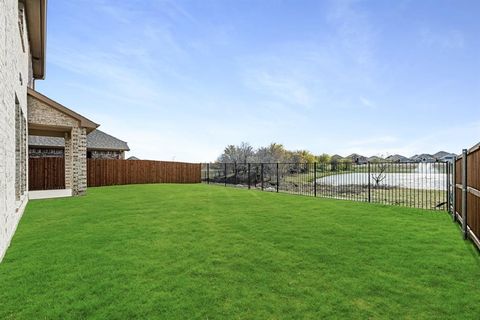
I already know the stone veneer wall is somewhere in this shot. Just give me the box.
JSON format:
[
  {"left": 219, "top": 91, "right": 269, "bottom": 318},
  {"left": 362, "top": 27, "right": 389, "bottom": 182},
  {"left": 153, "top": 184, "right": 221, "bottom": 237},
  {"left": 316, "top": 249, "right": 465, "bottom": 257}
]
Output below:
[
  {"left": 29, "top": 147, "right": 64, "bottom": 158},
  {"left": 27, "top": 98, "right": 79, "bottom": 127},
  {"left": 0, "top": 1, "right": 33, "bottom": 261},
  {"left": 90, "top": 150, "right": 124, "bottom": 159},
  {"left": 64, "top": 128, "right": 87, "bottom": 195},
  {"left": 28, "top": 94, "right": 88, "bottom": 196},
  {"left": 29, "top": 148, "right": 124, "bottom": 160},
  {"left": 71, "top": 127, "right": 87, "bottom": 195},
  {"left": 64, "top": 132, "right": 73, "bottom": 191}
]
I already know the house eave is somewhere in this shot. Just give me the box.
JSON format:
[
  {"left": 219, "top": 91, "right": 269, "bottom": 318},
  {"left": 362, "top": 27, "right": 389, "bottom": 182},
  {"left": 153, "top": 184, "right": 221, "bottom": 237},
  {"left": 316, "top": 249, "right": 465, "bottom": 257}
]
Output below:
[
  {"left": 87, "top": 147, "right": 130, "bottom": 152},
  {"left": 29, "top": 145, "right": 63, "bottom": 149},
  {"left": 27, "top": 88, "right": 100, "bottom": 132},
  {"left": 22, "top": 0, "right": 47, "bottom": 80}
]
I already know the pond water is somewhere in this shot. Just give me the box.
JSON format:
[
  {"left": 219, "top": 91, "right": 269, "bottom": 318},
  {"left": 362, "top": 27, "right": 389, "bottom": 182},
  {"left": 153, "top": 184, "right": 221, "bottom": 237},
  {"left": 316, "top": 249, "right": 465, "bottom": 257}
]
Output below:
[{"left": 316, "top": 163, "right": 448, "bottom": 190}]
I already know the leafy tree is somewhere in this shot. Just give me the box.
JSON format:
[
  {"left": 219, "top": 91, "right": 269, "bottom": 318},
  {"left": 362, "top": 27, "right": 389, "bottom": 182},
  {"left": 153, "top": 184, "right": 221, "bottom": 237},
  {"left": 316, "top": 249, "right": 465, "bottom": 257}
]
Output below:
[
  {"left": 317, "top": 153, "right": 331, "bottom": 164},
  {"left": 254, "top": 143, "right": 288, "bottom": 163},
  {"left": 339, "top": 158, "right": 352, "bottom": 171}
]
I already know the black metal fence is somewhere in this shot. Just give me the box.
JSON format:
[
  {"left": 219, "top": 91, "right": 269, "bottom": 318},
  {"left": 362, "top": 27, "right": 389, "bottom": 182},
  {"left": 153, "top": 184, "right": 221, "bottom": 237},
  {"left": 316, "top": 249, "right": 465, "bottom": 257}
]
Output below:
[{"left": 202, "top": 161, "right": 451, "bottom": 210}]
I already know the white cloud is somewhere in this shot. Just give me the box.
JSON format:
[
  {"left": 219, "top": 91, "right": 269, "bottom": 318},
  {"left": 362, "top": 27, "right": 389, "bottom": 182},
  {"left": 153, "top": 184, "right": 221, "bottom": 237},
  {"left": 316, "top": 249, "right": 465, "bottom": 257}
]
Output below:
[
  {"left": 243, "top": 70, "right": 314, "bottom": 108},
  {"left": 326, "top": 0, "right": 376, "bottom": 67}
]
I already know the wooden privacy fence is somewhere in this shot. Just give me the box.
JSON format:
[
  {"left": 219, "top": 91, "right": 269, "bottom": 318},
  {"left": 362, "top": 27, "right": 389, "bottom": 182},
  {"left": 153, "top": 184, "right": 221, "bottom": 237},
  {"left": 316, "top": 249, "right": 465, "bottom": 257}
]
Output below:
[
  {"left": 29, "top": 157, "right": 65, "bottom": 191},
  {"left": 453, "top": 143, "right": 480, "bottom": 250},
  {"left": 87, "top": 159, "right": 201, "bottom": 187}
]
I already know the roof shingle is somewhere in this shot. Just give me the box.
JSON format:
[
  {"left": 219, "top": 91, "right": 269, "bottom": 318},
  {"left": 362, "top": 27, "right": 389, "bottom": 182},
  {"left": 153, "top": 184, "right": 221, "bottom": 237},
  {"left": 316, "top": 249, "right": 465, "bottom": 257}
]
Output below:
[{"left": 29, "top": 129, "right": 130, "bottom": 151}]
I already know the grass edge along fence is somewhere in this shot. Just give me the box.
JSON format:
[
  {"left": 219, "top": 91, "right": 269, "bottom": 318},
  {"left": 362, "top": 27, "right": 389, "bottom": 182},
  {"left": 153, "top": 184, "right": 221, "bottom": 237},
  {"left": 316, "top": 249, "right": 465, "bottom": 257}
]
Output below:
[
  {"left": 87, "top": 159, "right": 201, "bottom": 187},
  {"left": 202, "top": 161, "right": 450, "bottom": 211},
  {"left": 453, "top": 143, "right": 480, "bottom": 250}
]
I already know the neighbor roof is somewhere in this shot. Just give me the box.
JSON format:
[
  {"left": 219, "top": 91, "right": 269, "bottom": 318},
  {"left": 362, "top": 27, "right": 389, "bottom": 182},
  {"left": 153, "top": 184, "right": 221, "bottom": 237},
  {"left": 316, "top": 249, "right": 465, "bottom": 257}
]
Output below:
[
  {"left": 386, "top": 154, "right": 408, "bottom": 161},
  {"left": 433, "top": 151, "right": 455, "bottom": 159},
  {"left": 29, "top": 129, "right": 130, "bottom": 151},
  {"left": 410, "top": 154, "right": 435, "bottom": 160},
  {"left": 23, "top": 0, "right": 47, "bottom": 79},
  {"left": 347, "top": 153, "right": 366, "bottom": 158}
]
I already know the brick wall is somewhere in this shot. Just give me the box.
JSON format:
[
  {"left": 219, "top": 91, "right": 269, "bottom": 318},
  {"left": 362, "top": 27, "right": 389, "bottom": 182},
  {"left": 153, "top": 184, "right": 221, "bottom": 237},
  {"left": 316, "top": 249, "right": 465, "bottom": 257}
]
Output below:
[
  {"left": 90, "top": 150, "right": 123, "bottom": 159},
  {"left": 0, "top": 0, "right": 33, "bottom": 261},
  {"left": 27, "top": 98, "right": 79, "bottom": 127},
  {"left": 71, "top": 127, "right": 87, "bottom": 195},
  {"left": 29, "top": 147, "right": 64, "bottom": 158}
]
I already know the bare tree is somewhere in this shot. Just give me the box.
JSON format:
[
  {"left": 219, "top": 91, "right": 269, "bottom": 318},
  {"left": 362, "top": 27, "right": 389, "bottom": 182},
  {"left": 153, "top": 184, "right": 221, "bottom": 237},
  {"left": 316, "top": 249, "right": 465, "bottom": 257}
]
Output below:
[
  {"left": 371, "top": 163, "right": 388, "bottom": 187},
  {"left": 217, "top": 142, "right": 254, "bottom": 163}
]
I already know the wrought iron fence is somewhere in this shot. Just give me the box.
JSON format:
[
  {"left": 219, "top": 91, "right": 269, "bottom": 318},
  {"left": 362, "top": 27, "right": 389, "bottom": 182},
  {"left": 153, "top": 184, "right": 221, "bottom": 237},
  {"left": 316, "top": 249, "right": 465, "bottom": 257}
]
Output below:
[{"left": 202, "top": 161, "right": 451, "bottom": 211}]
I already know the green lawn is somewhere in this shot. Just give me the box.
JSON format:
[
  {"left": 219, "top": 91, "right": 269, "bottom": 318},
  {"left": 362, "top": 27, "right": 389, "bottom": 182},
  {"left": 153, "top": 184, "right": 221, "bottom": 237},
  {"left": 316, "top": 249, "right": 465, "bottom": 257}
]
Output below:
[{"left": 1, "top": 184, "right": 479, "bottom": 319}]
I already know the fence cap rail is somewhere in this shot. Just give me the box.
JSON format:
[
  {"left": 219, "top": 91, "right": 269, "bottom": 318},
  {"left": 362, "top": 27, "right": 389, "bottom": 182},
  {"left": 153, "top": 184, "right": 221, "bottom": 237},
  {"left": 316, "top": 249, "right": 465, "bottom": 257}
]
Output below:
[
  {"left": 456, "top": 143, "right": 480, "bottom": 159},
  {"left": 88, "top": 159, "right": 201, "bottom": 165}
]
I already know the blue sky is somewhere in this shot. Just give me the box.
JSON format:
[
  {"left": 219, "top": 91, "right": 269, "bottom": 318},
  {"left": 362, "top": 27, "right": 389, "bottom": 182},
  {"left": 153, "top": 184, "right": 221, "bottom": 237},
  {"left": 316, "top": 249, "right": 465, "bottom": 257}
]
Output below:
[{"left": 37, "top": 0, "right": 480, "bottom": 161}]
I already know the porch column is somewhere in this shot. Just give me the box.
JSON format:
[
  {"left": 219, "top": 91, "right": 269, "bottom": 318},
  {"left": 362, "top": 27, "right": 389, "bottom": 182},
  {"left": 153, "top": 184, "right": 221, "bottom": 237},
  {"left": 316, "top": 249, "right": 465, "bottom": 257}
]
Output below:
[
  {"left": 64, "top": 132, "right": 73, "bottom": 190},
  {"left": 65, "top": 127, "right": 87, "bottom": 195}
]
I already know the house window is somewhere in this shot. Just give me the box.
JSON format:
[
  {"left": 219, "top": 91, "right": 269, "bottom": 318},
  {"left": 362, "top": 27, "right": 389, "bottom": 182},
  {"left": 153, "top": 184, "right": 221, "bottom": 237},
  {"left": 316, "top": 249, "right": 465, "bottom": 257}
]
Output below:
[
  {"left": 15, "top": 96, "right": 27, "bottom": 201},
  {"left": 18, "top": 4, "right": 26, "bottom": 53}
]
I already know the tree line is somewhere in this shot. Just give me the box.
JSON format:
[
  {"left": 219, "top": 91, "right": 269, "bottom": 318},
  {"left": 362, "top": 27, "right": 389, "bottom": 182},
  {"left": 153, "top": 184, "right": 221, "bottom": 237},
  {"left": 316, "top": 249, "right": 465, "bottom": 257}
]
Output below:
[{"left": 216, "top": 142, "right": 334, "bottom": 164}]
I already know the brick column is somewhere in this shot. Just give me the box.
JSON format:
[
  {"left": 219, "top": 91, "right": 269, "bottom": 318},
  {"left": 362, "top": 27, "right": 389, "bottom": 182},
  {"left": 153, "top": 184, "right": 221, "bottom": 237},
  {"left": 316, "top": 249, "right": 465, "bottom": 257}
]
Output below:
[
  {"left": 64, "top": 128, "right": 87, "bottom": 195},
  {"left": 71, "top": 127, "right": 87, "bottom": 195},
  {"left": 64, "top": 131, "right": 73, "bottom": 190}
]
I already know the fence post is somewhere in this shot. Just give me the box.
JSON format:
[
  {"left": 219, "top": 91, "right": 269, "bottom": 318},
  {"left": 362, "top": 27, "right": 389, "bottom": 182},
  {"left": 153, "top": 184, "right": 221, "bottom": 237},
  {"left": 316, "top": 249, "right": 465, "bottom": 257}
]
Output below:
[
  {"left": 445, "top": 162, "right": 450, "bottom": 213},
  {"left": 276, "top": 163, "right": 279, "bottom": 193},
  {"left": 261, "top": 163, "right": 264, "bottom": 191},
  {"left": 224, "top": 163, "right": 227, "bottom": 187},
  {"left": 314, "top": 162, "right": 317, "bottom": 197},
  {"left": 452, "top": 159, "right": 456, "bottom": 221},
  {"left": 367, "top": 162, "right": 371, "bottom": 202},
  {"left": 461, "top": 149, "right": 468, "bottom": 240},
  {"left": 248, "top": 163, "right": 251, "bottom": 189},
  {"left": 207, "top": 163, "right": 210, "bottom": 184}
]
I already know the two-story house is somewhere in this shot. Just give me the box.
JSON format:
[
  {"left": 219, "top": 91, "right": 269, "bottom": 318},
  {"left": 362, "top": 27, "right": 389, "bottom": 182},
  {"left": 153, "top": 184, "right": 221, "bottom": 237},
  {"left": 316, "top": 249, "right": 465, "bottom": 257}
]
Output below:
[
  {"left": 0, "top": 0, "right": 47, "bottom": 261},
  {"left": 1, "top": 0, "right": 107, "bottom": 262}
]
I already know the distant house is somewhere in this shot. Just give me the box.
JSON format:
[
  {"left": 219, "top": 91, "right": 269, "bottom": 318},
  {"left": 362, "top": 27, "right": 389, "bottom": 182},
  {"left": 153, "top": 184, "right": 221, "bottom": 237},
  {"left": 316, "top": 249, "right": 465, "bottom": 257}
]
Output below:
[
  {"left": 439, "top": 154, "right": 456, "bottom": 162},
  {"left": 29, "top": 129, "right": 130, "bottom": 159},
  {"left": 385, "top": 154, "right": 409, "bottom": 163},
  {"left": 410, "top": 154, "right": 435, "bottom": 162},
  {"left": 347, "top": 153, "right": 368, "bottom": 164},
  {"left": 433, "top": 151, "right": 450, "bottom": 160},
  {"left": 433, "top": 151, "right": 456, "bottom": 162}
]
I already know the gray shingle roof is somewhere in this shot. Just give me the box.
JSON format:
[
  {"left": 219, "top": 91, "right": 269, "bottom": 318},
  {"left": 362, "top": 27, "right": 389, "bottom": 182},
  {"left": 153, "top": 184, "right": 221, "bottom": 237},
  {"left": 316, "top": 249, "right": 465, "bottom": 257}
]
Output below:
[
  {"left": 29, "top": 129, "right": 130, "bottom": 151},
  {"left": 385, "top": 154, "right": 408, "bottom": 161}
]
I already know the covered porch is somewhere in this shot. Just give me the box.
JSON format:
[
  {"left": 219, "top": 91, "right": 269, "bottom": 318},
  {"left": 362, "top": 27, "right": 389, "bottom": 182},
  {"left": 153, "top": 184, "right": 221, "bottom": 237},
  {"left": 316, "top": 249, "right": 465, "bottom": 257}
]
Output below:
[{"left": 27, "top": 88, "right": 98, "bottom": 197}]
